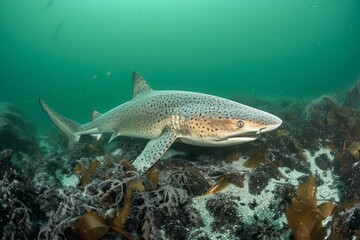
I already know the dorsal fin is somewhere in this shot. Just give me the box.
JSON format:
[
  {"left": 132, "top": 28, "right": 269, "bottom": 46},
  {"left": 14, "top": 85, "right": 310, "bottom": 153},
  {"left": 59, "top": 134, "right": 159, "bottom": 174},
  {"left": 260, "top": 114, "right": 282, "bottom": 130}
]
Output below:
[
  {"left": 91, "top": 111, "right": 101, "bottom": 121},
  {"left": 132, "top": 72, "right": 152, "bottom": 98}
]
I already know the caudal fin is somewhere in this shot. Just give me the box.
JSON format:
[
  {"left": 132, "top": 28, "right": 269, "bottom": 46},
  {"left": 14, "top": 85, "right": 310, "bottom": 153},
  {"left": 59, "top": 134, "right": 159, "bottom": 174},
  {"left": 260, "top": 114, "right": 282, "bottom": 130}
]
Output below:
[{"left": 39, "top": 98, "right": 81, "bottom": 146}]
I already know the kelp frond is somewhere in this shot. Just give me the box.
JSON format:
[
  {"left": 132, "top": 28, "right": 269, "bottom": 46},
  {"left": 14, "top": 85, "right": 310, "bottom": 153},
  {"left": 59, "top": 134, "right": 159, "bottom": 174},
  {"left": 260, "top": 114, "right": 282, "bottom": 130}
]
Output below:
[{"left": 285, "top": 176, "right": 336, "bottom": 240}]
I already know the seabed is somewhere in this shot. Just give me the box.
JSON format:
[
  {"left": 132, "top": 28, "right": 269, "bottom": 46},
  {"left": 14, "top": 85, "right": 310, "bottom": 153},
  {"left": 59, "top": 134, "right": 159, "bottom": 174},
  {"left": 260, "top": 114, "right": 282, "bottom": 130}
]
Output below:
[{"left": 1, "top": 88, "right": 360, "bottom": 239}]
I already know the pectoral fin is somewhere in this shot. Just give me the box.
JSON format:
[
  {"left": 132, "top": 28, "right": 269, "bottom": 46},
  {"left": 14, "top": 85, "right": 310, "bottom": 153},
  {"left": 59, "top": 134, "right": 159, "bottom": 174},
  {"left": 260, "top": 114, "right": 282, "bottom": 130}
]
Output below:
[{"left": 132, "top": 129, "right": 178, "bottom": 173}]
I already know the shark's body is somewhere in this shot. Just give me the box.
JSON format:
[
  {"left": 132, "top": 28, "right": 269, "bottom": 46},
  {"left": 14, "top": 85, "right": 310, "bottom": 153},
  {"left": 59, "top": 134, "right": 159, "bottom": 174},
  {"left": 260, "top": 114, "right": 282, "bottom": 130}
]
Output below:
[{"left": 40, "top": 72, "right": 282, "bottom": 172}]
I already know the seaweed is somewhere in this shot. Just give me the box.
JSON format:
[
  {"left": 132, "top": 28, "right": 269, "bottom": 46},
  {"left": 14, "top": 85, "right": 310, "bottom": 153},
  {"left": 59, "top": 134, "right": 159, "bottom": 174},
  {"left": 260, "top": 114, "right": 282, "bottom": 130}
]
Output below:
[
  {"left": 334, "top": 142, "right": 360, "bottom": 176},
  {"left": 74, "top": 160, "right": 101, "bottom": 186},
  {"left": 73, "top": 179, "right": 145, "bottom": 240},
  {"left": 146, "top": 168, "right": 159, "bottom": 190},
  {"left": 285, "top": 175, "right": 336, "bottom": 240},
  {"left": 204, "top": 177, "right": 230, "bottom": 195},
  {"left": 75, "top": 211, "right": 109, "bottom": 240},
  {"left": 111, "top": 179, "right": 145, "bottom": 239},
  {"left": 204, "top": 173, "right": 245, "bottom": 195},
  {"left": 243, "top": 149, "right": 265, "bottom": 168}
]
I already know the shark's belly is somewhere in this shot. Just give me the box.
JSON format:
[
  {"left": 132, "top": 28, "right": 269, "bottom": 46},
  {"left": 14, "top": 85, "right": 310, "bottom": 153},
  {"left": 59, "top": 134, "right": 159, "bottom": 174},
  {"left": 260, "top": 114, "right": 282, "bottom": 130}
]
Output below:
[
  {"left": 118, "top": 114, "right": 172, "bottom": 140},
  {"left": 178, "top": 135, "right": 259, "bottom": 147}
]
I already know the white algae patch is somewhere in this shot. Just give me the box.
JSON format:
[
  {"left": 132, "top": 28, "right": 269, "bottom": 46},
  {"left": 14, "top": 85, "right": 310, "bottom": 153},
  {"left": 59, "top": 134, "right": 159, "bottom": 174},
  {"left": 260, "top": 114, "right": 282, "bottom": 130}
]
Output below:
[
  {"left": 162, "top": 149, "right": 187, "bottom": 159},
  {"left": 191, "top": 196, "right": 216, "bottom": 238},
  {"left": 58, "top": 173, "right": 80, "bottom": 187},
  {"left": 305, "top": 148, "right": 340, "bottom": 202}
]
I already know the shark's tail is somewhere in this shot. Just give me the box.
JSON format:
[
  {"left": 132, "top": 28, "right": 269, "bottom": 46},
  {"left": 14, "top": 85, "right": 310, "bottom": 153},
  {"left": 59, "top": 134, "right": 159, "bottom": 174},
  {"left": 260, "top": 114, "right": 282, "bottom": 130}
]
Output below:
[{"left": 39, "top": 98, "right": 81, "bottom": 146}]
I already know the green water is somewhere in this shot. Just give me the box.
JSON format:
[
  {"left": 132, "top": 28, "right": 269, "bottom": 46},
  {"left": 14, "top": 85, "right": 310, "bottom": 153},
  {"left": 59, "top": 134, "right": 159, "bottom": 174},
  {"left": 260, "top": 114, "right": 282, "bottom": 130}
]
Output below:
[{"left": 1, "top": 0, "right": 360, "bottom": 128}]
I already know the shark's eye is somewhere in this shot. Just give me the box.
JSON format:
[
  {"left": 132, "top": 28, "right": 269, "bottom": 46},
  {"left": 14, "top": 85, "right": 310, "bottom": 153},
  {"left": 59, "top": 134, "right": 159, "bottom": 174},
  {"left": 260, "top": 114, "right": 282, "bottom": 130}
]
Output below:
[{"left": 237, "top": 120, "right": 244, "bottom": 128}]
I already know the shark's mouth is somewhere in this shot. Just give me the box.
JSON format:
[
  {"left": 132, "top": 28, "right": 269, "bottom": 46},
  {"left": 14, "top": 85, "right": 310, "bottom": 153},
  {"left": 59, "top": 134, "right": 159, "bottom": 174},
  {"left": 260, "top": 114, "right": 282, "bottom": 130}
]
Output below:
[
  {"left": 217, "top": 127, "right": 274, "bottom": 142},
  {"left": 224, "top": 124, "right": 281, "bottom": 139},
  {"left": 222, "top": 129, "right": 262, "bottom": 140}
]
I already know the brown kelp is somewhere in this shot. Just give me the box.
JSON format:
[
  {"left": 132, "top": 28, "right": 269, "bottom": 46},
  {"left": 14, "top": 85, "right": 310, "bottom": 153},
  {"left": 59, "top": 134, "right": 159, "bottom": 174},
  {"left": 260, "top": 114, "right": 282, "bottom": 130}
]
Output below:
[{"left": 285, "top": 176, "right": 336, "bottom": 239}]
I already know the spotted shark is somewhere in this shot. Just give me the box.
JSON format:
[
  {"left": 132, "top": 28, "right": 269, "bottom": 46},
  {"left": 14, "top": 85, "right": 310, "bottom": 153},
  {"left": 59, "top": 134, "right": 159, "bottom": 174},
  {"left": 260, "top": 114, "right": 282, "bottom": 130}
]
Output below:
[{"left": 39, "top": 72, "right": 282, "bottom": 172}]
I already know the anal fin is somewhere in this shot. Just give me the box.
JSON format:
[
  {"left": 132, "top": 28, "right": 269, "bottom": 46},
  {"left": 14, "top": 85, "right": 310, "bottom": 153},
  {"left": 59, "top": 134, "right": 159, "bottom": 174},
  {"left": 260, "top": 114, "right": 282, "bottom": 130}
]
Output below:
[
  {"left": 132, "top": 129, "right": 178, "bottom": 173},
  {"left": 109, "top": 132, "right": 120, "bottom": 142},
  {"left": 90, "top": 134, "right": 102, "bottom": 141}
]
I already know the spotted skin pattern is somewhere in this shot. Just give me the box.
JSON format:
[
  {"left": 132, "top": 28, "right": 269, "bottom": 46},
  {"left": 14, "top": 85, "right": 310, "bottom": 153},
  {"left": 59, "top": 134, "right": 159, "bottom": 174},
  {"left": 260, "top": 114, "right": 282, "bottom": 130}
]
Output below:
[
  {"left": 40, "top": 72, "right": 282, "bottom": 172},
  {"left": 132, "top": 129, "right": 177, "bottom": 172}
]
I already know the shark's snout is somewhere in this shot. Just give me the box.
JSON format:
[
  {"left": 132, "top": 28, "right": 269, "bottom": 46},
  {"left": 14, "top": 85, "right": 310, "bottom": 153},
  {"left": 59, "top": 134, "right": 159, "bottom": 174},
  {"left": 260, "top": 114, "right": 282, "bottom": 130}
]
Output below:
[
  {"left": 258, "top": 115, "right": 282, "bottom": 134},
  {"left": 259, "top": 122, "right": 282, "bottom": 134}
]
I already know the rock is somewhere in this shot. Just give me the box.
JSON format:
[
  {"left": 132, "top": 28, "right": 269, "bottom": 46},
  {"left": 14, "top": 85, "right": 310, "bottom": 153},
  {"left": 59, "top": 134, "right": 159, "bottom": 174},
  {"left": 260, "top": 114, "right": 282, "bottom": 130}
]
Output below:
[
  {"left": 315, "top": 153, "right": 332, "bottom": 171},
  {"left": 0, "top": 149, "right": 43, "bottom": 239},
  {"left": 344, "top": 163, "right": 360, "bottom": 201},
  {"left": 0, "top": 148, "right": 13, "bottom": 173},
  {"left": 0, "top": 103, "right": 37, "bottom": 152},
  {"left": 248, "top": 164, "right": 282, "bottom": 195},
  {"left": 165, "top": 167, "right": 210, "bottom": 197},
  {"left": 206, "top": 194, "right": 241, "bottom": 234},
  {"left": 344, "top": 78, "right": 360, "bottom": 108},
  {"left": 303, "top": 96, "right": 336, "bottom": 123}
]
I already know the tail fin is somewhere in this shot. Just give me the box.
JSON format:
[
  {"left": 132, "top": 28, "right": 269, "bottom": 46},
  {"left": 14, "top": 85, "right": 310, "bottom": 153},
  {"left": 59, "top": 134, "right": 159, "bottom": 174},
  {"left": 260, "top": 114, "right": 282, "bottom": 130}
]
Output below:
[{"left": 39, "top": 98, "right": 81, "bottom": 146}]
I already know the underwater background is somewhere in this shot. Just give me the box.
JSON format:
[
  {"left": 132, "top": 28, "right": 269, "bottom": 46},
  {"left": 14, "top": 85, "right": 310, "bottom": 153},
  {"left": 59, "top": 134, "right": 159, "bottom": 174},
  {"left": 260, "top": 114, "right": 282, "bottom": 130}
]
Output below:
[
  {"left": 1, "top": 0, "right": 360, "bottom": 128},
  {"left": 2, "top": 1, "right": 360, "bottom": 240}
]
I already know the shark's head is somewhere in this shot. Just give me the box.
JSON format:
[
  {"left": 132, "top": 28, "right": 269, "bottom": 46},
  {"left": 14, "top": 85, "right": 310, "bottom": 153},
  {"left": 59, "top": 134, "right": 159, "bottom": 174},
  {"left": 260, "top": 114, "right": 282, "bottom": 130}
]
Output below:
[{"left": 181, "top": 105, "right": 282, "bottom": 146}]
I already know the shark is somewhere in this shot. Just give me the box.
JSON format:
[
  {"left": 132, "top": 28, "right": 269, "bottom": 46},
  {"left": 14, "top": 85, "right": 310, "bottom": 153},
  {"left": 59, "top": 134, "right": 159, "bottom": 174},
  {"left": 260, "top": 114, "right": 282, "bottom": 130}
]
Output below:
[{"left": 39, "top": 72, "right": 282, "bottom": 172}]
